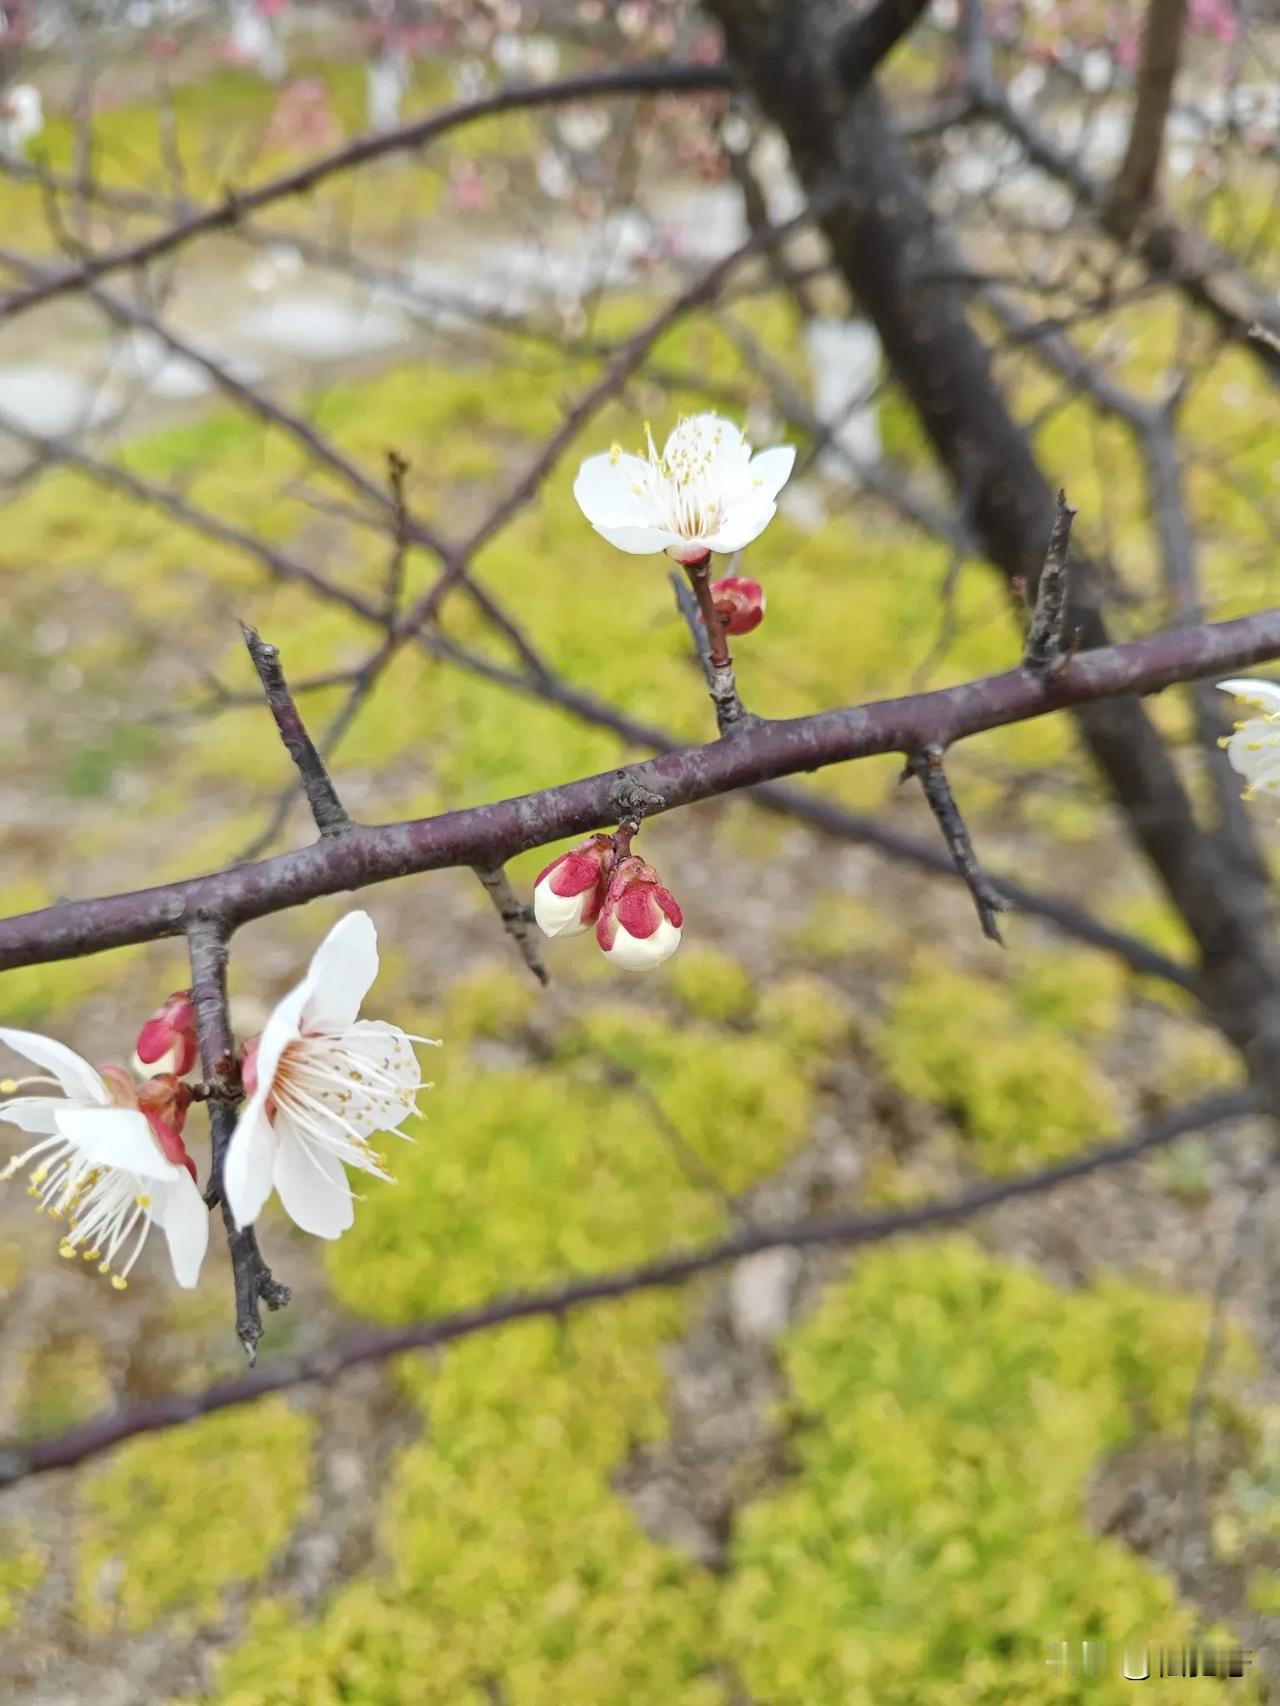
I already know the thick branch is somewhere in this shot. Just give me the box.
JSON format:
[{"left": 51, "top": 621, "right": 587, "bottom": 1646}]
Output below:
[
  {"left": 1, "top": 609, "right": 1278, "bottom": 970},
  {"left": 0, "top": 1089, "right": 1256, "bottom": 1486},
  {"left": 241, "top": 624, "right": 352, "bottom": 840},
  {"left": 1108, "top": 0, "right": 1191, "bottom": 224}
]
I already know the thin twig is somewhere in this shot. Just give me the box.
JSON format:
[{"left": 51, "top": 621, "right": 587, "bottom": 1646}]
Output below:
[
  {"left": 186, "top": 916, "right": 290, "bottom": 1363},
  {"left": 1023, "top": 490, "right": 1078, "bottom": 677},
  {"left": 241, "top": 624, "right": 352, "bottom": 840},
  {"left": 474, "top": 867, "right": 550, "bottom": 986},
  {"left": 684, "top": 556, "right": 748, "bottom": 733},
  {"left": 906, "top": 746, "right": 1009, "bottom": 944},
  {"left": 0, "top": 1089, "right": 1256, "bottom": 1486}
]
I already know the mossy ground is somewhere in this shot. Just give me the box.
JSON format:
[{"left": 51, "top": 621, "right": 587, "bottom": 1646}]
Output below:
[{"left": 1, "top": 42, "right": 1279, "bottom": 1706}]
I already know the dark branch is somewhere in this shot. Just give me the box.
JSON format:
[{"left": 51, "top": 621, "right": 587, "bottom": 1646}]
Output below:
[
  {"left": 474, "top": 867, "right": 550, "bottom": 986},
  {"left": 906, "top": 746, "right": 1008, "bottom": 944},
  {"left": 1, "top": 607, "right": 1278, "bottom": 971},
  {"left": 241, "top": 624, "right": 352, "bottom": 841},
  {"left": 679, "top": 558, "right": 749, "bottom": 734},
  {"left": 836, "top": 0, "right": 933, "bottom": 93},
  {"left": 0, "top": 1089, "right": 1256, "bottom": 1487},
  {"left": 1023, "top": 490, "right": 1078, "bottom": 676},
  {"left": 186, "top": 916, "right": 289, "bottom": 1362}
]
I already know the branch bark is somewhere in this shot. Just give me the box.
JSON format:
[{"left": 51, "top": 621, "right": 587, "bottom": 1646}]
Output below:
[{"left": 1108, "top": 0, "right": 1191, "bottom": 223}]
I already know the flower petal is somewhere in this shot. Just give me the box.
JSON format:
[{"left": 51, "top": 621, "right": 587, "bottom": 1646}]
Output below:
[
  {"left": 572, "top": 451, "right": 657, "bottom": 528},
  {"left": 224, "top": 1094, "right": 278, "bottom": 1230},
  {"left": 745, "top": 444, "right": 796, "bottom": 503},
  {"left": 54, "top": 1106, "right": 172, "bottom": 1179},
  {"left": 595, "top": 523, "right": 687, "bottom": 555},
  {"left": 302, "top": 910, "right": 380, "bottom": 1030},
  {"left": 0, "top": 1097, "right": 63, "bottom": 1135},
  {"left": 1219, "top": 677, "right": 1280, "bottom": 716},
  {"left": 663, "top": 413, "right": 747, "bottom": 474},
  {"left": 0, "top": 1027, "right": 106, "bottom": 1105},
  {"left": 153, "top": 1172, "right": 210, "bottom": 1288},
  {"left": 701, "top": 501, "right": 778, "bottom": 556},
  {"left": 272, "top": 1125, "right": 355, "bottom": 1239}
]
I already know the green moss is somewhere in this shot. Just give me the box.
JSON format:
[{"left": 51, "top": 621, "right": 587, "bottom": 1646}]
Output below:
[
  {"left": 878, "top": 957, "right": 1119, "bottom": 1171},
  {"left": 667, "top": 948, "right": 756, "bottom": 1025},
  {"left": 76, "top": 1401, "right": 313, "bottom": 1633},
  {"left": 720, "top": 1238, "right": 1253, "bottom": 1704},
  {"left": 0, "top": 1527, "right": 45, "bottom": 1630}
]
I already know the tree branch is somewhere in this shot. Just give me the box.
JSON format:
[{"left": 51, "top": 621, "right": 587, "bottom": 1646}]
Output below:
[
  {"left": 186, "top": 916, "right": 289, "bottom": 1362},
  {"left": 905, "top": 746, "right": 1008, "bottom": 943},
  {"left": 474, "top": 867, "right": 550, "bottom": 986},
  {"left": 0, "top": 1089, "right": 1256, "bottom": 1487},
  {"left": 1108, "top": 0, "right": 1191, "bottom": 224},
  {"left": 1022, "top": 490, "right": 1078, "bottom": 676},
  {"left": 240, "top": 625, "right": 352, "bottom": 840},
  {"left": 1, "top": 608, "right": 1277, "bottom": 971}
]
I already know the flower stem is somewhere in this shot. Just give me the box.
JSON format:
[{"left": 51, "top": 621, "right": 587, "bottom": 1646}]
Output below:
[{"left": 683, "top": 555, "right": 747, "bottom": 733}]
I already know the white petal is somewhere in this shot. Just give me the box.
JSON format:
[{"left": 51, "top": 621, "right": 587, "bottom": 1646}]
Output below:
[
  {"left": 154, "top": 1173, "right": 209, "bottom": 1288},
  {"left": 54, "top": 1107, "right": 173, "bottom": 1178},
  {"left": 0, "top": 1027, "right": 107, "bottom": 1105},
  {"left": 745, "top": 444, "right": 796, "bottom": 503},
  {"left": 0, "top": 1097, "right": 64, "bottom": 1135},
  {"left": 1226, "top": 719, "right": 1280, "bottom": 785},
  {"left": 533, "top": 879, "right": 592, "bottom": 938},
  {"left": 1219, "top": 678, "right": 1280, "bottom": 716},
  {"left": 594, "top": 523, "right": 686, "bottom": 555},
  {"left": 338, "top": 1021, "right": 423, "bottom": 1135},
  {"left": 572, "top": 451, "right": 658, "bottom": 529},
  {"left": 604, "top": 918, "right": 682, "bottom": 970},
  {"left": 223, "top": 1094, "right": 278, "bottom": 1230},
  {"left": 664, "top": 413, "right": 747, "bottom": 473},
  {"left": 254, "top": 977, "right": 313, "bottom": 1099},
  {"left": 302, "top": 910, "right": 381, "bottom": 1031},
  {"left": 701, "top": 500, "right": 779, "bottom": 556},
  {"left": 272, "top": 1126, "right": 355, "bottom": 1239}
]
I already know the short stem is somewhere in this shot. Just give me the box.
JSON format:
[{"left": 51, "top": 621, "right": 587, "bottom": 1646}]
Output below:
[
  {"left": 685, "top": 555, "right": 731, "bottom": 669},
  {"left": 612, "top": 819, "right": 637, "bottom": 860}
]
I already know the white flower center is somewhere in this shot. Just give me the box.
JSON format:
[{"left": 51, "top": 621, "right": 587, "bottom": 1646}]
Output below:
[
  {"left": 635, "top": 419, "right": 734, "bottom": 543},
  {"left": 2, "top": 1126, "right": 152, "bottom": 1290}
]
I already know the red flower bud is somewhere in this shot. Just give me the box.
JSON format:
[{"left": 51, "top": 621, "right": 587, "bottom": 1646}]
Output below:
[
  {"left": 709, "top": 575, "right": 766, "bottom": 636},
  {"left": 135, "top": 1074, "right": 197, "bottom": 1179},
  {"left": 533, "top": 834, "right": 616, "bottom": 938},
  {"left": 135, "top": 989, "right": 199, "bottom": 1078},
  {"left": 595, "top": 857, "right": 683, "bottom": 970}
]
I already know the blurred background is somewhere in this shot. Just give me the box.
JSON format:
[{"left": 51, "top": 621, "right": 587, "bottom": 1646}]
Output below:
[{"left": 0, "top": 0, "right": 1279, "bottom": 1700}]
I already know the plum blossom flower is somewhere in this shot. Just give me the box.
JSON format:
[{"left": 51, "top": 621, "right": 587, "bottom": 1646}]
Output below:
[
  {"left": 573, "top": 414, "right": 794, "bottom": 564},
  {"left": 1218, "top": 678, "right": 1280, "bottom": 799},
  {"left": 0, "top": 1028, "right": 207, "bottom": 1289},
  {"left": 533, "top": 834, "right": 615, "bottom": 938},
  {"left": 224, "top": 911, "right": 433, "bottom": 1240},
  {"left": 134, "top": 988, "right": 199, "bottom": 1078},
  {"left": 596, "top": 857, "right": 683, "bottom": 970}
]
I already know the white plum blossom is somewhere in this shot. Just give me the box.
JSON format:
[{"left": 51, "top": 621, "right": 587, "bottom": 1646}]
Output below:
[
  {"left": 224, "top": 911, "right": 433, "bottom": 1240},
  {"left": 1218, "top": 678, "right": 1280, "bottom": 799},
  {"left": 0, "top": 1028, "right": 207, "bottom": 1289},
  {"left": 573, "top": 414, "right": 795, "bottom": 564},
  {"left": 0, "top": 85, "right": 42, "bottom": 159}
]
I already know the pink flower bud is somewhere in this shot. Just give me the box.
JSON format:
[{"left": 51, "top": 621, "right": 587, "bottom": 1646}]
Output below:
[
  {"left": 134, "top": 989, "right": 199, "bottom": 1078},
  {"left": 240, "top": 1034, "right": 262, "bottom": 1099},
  {"left": 709, "top": 575, "right": 766, "bottom": 636},
  {"left": 533, "top": 834, "right": 615, "bottom": 938},
  {"left": 135, "top": 1074, "right": 197, "bottom": 1181},
  {"left": 595, "top": 857, "right": 683, "bottom": 970}
]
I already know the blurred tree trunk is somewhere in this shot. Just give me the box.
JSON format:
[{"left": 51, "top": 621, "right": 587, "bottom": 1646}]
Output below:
[{"left": 707, "top": 0, "right": 1280, "bottom": 1095}]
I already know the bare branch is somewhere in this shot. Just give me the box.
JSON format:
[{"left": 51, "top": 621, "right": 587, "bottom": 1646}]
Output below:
[
  {"left": 836, "top": 0, "right": 934, "bottom": 93},
  {"left": 683, "top": 555, "right": 749, "bottom": 734},
  {"left": 240, "top": 625, "right": 352, "bottom": 841},
  {"left": 0, "top": 1089, "right": 1256, "bottom": 1487},
  {"left": 905, "top": 746, "right": 1008, "bottom": 944},
  {"left": 474, "top": 867, "right": 550, "bottom": 986},
  {"left": 1023, "top": 491, "right": 1078, "bottom": 677},
  {"left": 1108, "top": 0, "right": 1191, "bottom": 224},
  {"left": 1, "top": 608, "right": 1278, "bottom": 972},
  {"left": 186, "top": 917, "right": 289, "bottom": 1363}
]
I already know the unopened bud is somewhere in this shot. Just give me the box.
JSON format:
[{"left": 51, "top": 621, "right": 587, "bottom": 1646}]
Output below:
[
  {"left": 240, "top": 1034, "right": 262, "bottom": 1098},
  {"left": 709, "top": 575, "right": 765, "bottom": 636},
  {"left": 595, "top": 856, "right": 683, "bottom": 970},
  {"left": 134, "top": 989, "right": 199, "bottom": 1078},
  {"left": 533, "top": 834, "right": 615, "bottom": 938}
]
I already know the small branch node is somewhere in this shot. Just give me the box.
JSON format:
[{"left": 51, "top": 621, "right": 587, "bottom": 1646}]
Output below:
[
  {"left": 474, "top": 865, "right": 550, "bottom": 986},
  {"left": 608, "top": 775, "right": 666, "bottom": 829},
  {"left": 1022, "top": 490, "right": 1077, "bottom": 678},
  {"left": 906, "top": 745, "right": 1009, "bottom": 945}
]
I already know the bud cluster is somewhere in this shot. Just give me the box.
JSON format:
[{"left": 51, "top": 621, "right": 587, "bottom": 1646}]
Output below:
[{"left": 533, "top": 829, "right": 683, "bottom": 970}]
